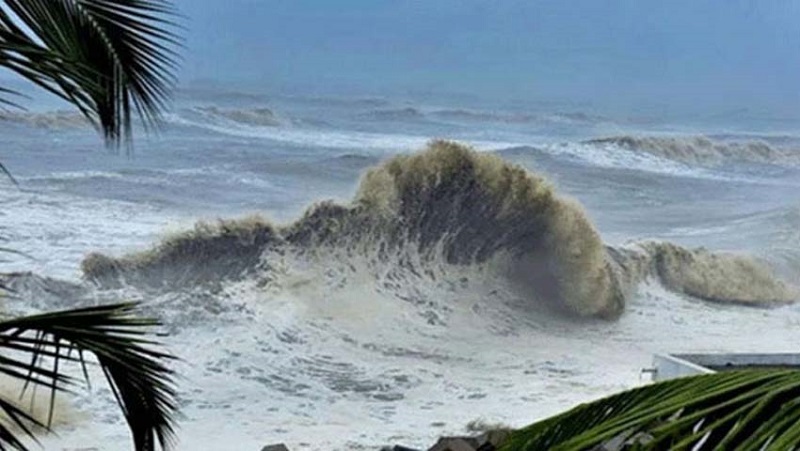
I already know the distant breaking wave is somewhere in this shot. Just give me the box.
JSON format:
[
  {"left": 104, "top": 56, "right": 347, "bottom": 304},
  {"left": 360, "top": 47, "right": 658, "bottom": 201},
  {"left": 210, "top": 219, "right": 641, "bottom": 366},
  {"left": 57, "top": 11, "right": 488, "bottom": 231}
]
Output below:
[
  {"left": 0, "top": 106, "right": 286, "bottom": 131},
  {"left": 355, "top": 107, "right": 608, "bottom": 125},
  {"left": 432, "top": 109, "right": 605, "bottom": 125},
  {"left": 169, "top": 111, "right": 518, "bottom": 151},
  {"left": 82, "top": 141, "right": 796, "bottom": 319},
  {"left": 587, "top": 135, "right": 800, "bottom": 167},
  {"left": 0, "top": 106, "right": 285, "bottom": 130},
  {"left": 191, "top": 106, "right": 283, "bottom": 127},
  {"left": 0, "top": 110, "right": 89, "bottom": 129},
  {"left": 359, "top": 107, "right": 425, "bottom": 121}
]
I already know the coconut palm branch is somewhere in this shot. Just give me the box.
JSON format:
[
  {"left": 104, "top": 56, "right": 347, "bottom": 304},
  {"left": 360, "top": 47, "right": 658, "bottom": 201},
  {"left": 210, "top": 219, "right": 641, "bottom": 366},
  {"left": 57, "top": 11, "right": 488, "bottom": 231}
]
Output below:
[
  {"left": 0, "top": 1, "right": 180, "bottom": 449},
  {"left": 501, "top": 369, "right": 800, "bottom": 450},
  {"left": 0, "top": 0, "right": 180, "bottom": 146},
  {"left": 0, "top": 302, "right": 177, "bottom": 451}
]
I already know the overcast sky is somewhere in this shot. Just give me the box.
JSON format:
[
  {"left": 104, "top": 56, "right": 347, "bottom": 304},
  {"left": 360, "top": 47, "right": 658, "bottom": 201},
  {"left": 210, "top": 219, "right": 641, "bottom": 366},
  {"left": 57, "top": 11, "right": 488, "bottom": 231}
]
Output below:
[{"left": 78, "top": 1, "right": 800, "bottom": 114}]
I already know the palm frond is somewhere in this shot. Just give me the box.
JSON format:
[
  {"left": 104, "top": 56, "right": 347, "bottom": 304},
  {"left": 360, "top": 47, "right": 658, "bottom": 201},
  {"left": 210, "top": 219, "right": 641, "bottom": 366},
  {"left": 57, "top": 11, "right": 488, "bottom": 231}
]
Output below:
[
  {"left": 501, "top": 370, "right": 800, "bottom": 451},
  {"left": 0, "top": 302, "right": 178, "bottom": 451},
  {"left": 0, "top": 85, "right": 24, "bottom": 109},
  {"left": 0, "top": 393, "right": 49, "bottom": 451},
  {"left": 0, "top": 161, "right": 18, "bottom": 187},
  {"left": 0, "top": 0, "right": 181, "bottom": 147}
]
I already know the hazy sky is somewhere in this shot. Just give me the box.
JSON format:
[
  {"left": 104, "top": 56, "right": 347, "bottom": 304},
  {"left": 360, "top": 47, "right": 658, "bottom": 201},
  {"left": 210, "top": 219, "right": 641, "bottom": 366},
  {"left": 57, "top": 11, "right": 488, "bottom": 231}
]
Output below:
[{"left": 134, "top": 1, "right": 800, "bottom": 114}]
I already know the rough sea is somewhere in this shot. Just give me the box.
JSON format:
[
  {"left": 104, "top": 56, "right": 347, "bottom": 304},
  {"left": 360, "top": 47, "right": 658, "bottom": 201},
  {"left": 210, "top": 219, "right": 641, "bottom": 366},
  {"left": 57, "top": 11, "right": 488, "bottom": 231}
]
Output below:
[{"left": 2, "top": 86, "right": 800, "bottom": 450}]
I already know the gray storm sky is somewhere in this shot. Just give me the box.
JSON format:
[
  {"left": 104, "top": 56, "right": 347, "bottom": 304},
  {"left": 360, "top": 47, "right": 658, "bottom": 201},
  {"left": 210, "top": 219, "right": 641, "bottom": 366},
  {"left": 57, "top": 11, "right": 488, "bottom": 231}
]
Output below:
[{"left": 30, "top": 1, "right": 800, "bottom": 115}]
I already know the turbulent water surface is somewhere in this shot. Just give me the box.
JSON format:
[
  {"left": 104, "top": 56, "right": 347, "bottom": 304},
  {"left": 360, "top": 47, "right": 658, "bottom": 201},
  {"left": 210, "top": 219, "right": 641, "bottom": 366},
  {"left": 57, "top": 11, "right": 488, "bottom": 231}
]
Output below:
[{"left": 2, "top": 88, "right": 800, "bottom": 450}]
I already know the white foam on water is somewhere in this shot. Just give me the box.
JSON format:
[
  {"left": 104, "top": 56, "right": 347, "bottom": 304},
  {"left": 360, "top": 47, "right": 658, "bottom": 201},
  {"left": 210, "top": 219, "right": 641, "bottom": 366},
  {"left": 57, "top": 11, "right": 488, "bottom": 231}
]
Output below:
[
  {"left": 166, "top": 113, "right": 520, "bottom": 152},
  {"left": 3, "top": 109, "right": 800, "bottom": 451},
  {"left": 0, "top": 188, "right": 185, "bottom": 280},
  {"left": 18, "top": 273, "right": 800, "bottom": 451},
  {"left": 543, "top": 141, "right": 726, "bottom": 179}
]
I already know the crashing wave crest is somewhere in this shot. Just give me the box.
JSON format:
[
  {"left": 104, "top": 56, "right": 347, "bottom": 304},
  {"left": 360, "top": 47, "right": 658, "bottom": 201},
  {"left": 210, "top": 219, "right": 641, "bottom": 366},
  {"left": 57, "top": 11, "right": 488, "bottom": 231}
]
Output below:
[
  {"left": 587, "top": 135, "right": 800, "bottom": 166},
  {"left": 608, "top": 242, "right": 795, "bottom": 306},
  {"left": 82, "top": 141, "right": 796, "bottom": 319}
]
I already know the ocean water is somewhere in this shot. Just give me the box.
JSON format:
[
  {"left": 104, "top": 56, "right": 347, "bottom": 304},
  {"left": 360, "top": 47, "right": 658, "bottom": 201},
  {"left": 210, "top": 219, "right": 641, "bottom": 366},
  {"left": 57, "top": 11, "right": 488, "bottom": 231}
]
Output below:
[{"left": 2, "top": 87, "right": 800, "bottom": 450}]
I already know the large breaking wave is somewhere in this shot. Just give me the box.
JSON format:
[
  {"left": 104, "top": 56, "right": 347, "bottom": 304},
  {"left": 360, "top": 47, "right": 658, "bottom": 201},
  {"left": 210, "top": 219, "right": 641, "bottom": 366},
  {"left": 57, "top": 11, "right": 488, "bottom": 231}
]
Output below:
[{"left": 82, "top": 141, "right": 797, "bottom": 319}]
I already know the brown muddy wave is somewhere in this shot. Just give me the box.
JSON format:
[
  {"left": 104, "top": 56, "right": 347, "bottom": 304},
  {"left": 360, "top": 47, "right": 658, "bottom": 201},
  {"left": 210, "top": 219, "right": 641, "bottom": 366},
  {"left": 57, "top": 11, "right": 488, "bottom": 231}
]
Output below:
[
  {"left": 82, "top": 141, "right": 797, "bottom": 320},
  {"left": 608, "top": 242, "right": 795, "bottom": 306},
  {"left": 587, "top": 135, "right": 800, "bottom": 166}
]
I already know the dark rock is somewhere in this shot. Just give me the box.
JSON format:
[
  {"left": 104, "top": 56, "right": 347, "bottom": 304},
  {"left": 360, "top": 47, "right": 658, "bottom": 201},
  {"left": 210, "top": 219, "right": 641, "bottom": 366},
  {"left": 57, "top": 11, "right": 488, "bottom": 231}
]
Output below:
[
  {"left": 476, "top": 430, "right": 512, "bottom": 450},
  {"left": 261, "top": 445, "right": 290, "bottom": 451},
  {"left": 426, "top": 430, "right": 513, "bottom": 451},
  {"left": 428, "top": 437, "right": 479, "bottom": 451}
]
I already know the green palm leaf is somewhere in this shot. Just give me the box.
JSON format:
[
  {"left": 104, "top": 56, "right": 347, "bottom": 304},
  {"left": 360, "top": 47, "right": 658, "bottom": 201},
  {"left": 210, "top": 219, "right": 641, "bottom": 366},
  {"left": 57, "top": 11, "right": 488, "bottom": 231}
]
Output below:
[
  {"left": 501, "top": 370, "right": 800, "bottom": 451},
  {"left": 0, "top": 0, "right": 180, "bottom": 147},
  {"left": 0, "top": 302, "right": 178, "bottom": 451}
]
